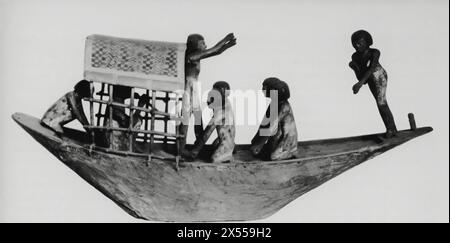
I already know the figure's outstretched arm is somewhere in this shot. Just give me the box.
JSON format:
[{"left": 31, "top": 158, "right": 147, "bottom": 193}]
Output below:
[
  {"left": 349, "top": 62, "right": 360, "bottom": 80},
  {"left": 352, "top": 49, "right": 380, "bottom": 94},
  {"left": 188, "top": 33, "right": 236, "bottom": 62},
  {"left": 349, "top": 53, "right": 363, "bottom": 80}
]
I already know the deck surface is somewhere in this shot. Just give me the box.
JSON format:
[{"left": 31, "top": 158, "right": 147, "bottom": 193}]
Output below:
[{"left": 13, "top": 112, "right": 433, "bottom": 165}]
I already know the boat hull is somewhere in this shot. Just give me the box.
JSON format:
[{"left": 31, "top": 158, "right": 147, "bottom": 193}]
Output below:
[{"left": 12, "top": 113, "right": 432, "bottom": 222}]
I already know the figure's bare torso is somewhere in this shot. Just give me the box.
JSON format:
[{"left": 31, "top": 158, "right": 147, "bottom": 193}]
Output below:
[
  {"left": 185, "top": 58, "right": 200, "bottom": 81},
  {"left": 352, "top": 48, "right": 384, "bottom": 80}
]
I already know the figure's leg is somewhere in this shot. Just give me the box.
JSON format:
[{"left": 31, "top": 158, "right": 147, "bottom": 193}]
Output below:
[
  {"left": 131, "top": 118, "right": 143, "bottom": 151},
  {"left": 270, "top": 134, "right": 298, "bottom": 160},
  {"left": 178, "top": 124, "right": 189, "bottom": 151},
  {"left": 270, "top": 149, "right": 290, "bottom": 161},
  {"left": 211, "top": 144, "right": 234, "bottom": 163},
  {"left": 211, "top": 126, "right": 235, "bottom": 163},
  {"left": 193, "top": 108, "right": 203, "bottom": 140},
  {"left": 41, "top": 96, "right": 75, "bottom": 135},
  {"left": 179, "top": 91, "right": 192, "bottom": 152},
  {"left": 378, "top": 104, "right": 397, "bottom": 137},
  {"left": 212, "top": 137, "right": 220, "bottom": 149},
  {"left": 368, "top": 71, "right": 397, "bottom": 137},
  {"left": 268, "top": 126, "right": 285, "bottom": 160},
  {"left": 266, "top": 123, "right": 283, "bottom": 151},
  {"left": 191, "top": 87, "right": 203, "bottom": 140},
  {"left": 48, "top": 110, "right": 75, "bottom": 135},
  {"left": 270, "top": 133, "right": 298, "bottom": 160}
]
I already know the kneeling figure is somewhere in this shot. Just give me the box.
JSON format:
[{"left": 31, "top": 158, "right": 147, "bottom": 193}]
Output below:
[{"left": 251, "top": 77, "right": 298, "bottom": 160}]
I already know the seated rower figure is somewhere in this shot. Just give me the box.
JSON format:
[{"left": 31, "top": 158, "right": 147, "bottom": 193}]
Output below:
[
  {"left": 101, "top": 85, "right": 150, "bottom": 151},
  {"left": 349, "top": 30, "right": 397, "bottom": 138},
  {"left": 250, "top": 77, "right": 298, "bottom": 161},
  {"left": 41, "top": 80, "right": 91, "bottom": 135},
  {"left": 183, "top": 81, "right": 235, "bottom": 163}
]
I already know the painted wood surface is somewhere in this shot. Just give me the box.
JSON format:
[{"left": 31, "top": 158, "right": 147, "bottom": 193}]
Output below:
[{"left": 12, "top": 112, "right": 432, "bottom": 222}]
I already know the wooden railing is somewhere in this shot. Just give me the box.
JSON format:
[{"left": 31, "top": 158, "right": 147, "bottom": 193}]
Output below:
[{"left": 83, "top": 81, "right": 183, "bottom": 168}]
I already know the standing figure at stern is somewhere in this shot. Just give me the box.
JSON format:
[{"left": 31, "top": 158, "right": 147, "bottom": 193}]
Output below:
[{"left": 349, "top": 30, "right": 397, "bottom": 138}]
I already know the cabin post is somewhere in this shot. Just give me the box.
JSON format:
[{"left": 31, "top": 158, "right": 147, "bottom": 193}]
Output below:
[
  {"left": 145, "top": 89, "right": 150, "bottom": 144},
  {"left": 96, "top": 83, "right": 106, "bottom": 126},
  {"left": 164, "top": 92, "right": 169, "bottom": 146},
  {"left": 408, "top": 113, "right": 417, "bottom": 130},
  {"left": 89, "top": 81, "right": 95, "bottom": 146},
  {"left": 108, "top": 84, "right": 114, "bottom": 150},
  {"left": 175, "top": 94, "right": 181, "bottom": 170},
  {"left": 150, "top": 90, "right": 157, "bottom": 154},
  {"left": 129, "top": 87, "right": 135, "bottom": 152}
]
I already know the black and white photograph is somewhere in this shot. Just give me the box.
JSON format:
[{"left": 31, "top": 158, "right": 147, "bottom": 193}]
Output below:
[{"left": 0, "top": 0, "right": 448, "bottom": 227}]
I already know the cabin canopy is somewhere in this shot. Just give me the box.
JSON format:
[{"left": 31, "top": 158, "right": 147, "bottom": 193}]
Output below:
[
  {"left": 84, "top": 34, "right": 186, "bottom": 92},
  {"left": 82, "top": 34, "right": 185, "bottom": 166}
]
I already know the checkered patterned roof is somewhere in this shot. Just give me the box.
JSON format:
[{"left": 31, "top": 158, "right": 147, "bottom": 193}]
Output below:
[{"left": 84, "top": 35, "right": 186, "bottom": 91}]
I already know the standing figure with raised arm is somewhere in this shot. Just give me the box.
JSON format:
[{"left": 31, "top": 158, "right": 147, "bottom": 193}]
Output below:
[
  {"left": 183, "top": 81, "right": 235, "bottom": 163},
  {"left": 251, "top": 78, "right": 298, "bottom": 161},
  {"left": 179, "top": 33, "right": 237, "bottom": 154},
  {"left": 349, "top": 30, "right": 397, "bottom": 138}
]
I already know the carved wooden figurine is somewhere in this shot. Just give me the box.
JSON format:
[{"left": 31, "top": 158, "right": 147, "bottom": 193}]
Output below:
[
  {"left": 251, "top": 77, "right": 298, "bottom": 160},
  {"left": 183, "top": 81, "right": 235, "bottom": 163},
  {"left": 102, "top": 85, "right": 150, "bottom": 151},
  {"left": 179, "top": 33, "right": 237, "bottom": 153},
  {"left": 349, "top": 30, "right": 397, "bottom": 138},
  {"left": 41, "top": 80, "right": 91, "bottom": 134}
]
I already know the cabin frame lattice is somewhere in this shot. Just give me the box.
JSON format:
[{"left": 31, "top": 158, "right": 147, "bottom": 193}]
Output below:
[
  {"left": 83, "top": 82, "right": 183, "bottom": 166},
  {"left": 81, "top": 35, "right": 186, "bottom": 168}
]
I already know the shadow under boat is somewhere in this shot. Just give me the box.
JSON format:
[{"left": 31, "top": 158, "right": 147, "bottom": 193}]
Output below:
[{"left": 12, "top": 112, "right": 433, "bottom": 222}]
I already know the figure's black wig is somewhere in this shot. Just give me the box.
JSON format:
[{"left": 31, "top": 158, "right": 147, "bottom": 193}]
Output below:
[
  {"left": 186, "top": 34, "right": 205, "bottom": 51},
  {"left": 213, "top": 81, "right": 230, "bottom": 97},
  {"left": 273, "top": 80, "right": 290, "bottom": 101},
  {"left": 74, "top": 80, "right": 91, "bottom": 98},
  {"left": 262, "top": 77, "right": 279, "bottom": 89},
  {"left": 351, "top": 30, "right": 373, "bottom": 46},
  {"left": 262, "top": 77, "right": 290, "bottom": 101},
  {"left": 113, "top": 85, "right": 132, "bottom": 99},
  {"left": 210, "top": 81, "right": 231, "bottom": 107}
]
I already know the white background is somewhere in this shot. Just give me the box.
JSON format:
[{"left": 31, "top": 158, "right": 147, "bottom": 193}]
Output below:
[{"left": 0, "top": 0, "right": 448, "bottom": 222}]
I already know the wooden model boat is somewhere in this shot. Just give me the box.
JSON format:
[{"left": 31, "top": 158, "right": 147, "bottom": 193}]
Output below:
[
  {"left": 12, "top": 112, "right": 432, "bottom": 222},
  {"left": 13, "top": 35, "right": 433, "bottom": 221}
]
